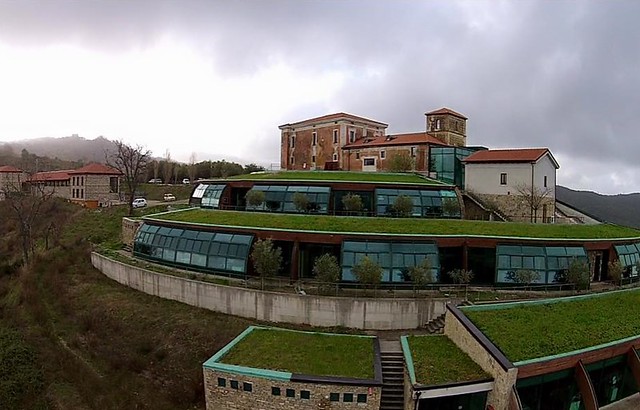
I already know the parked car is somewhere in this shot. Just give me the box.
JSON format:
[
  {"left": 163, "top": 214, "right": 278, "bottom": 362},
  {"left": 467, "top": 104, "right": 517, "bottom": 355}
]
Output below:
[
  {"left": 148, "top": 178, "right": 162, "bottom": 184},
  {"left": 163, "top": 193, "right": 176, "bottom": 201},
  {"left": 132, "top": 198, "right": 148, "bottom": 208},
  {"left": 182, "top": 178, "right": 190, "bottom": 184}
]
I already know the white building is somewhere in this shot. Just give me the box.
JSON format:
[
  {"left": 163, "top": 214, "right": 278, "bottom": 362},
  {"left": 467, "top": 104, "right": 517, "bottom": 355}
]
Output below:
[{"left": 463, "top": 148, "right": 559, "bottom": 223}]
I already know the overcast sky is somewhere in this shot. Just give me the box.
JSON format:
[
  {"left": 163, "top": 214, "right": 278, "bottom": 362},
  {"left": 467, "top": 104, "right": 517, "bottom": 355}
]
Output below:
[{"left": 0, "top": 0, "right": 638, "bottom": 194}]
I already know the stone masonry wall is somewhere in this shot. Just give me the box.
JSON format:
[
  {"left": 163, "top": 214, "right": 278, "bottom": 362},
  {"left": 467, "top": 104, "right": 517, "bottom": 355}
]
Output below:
[
  {"left": 204, "top": 369, "right": 381, "bottom": 410},
  {"left": 444, "top": 311, "right": 517, "bottom": 410},
  {"left": 121, "top": 218, "right": 142, "bottom": 249},
  {"left": 478, "top": 193, "right": 555, "bottom": 223}
]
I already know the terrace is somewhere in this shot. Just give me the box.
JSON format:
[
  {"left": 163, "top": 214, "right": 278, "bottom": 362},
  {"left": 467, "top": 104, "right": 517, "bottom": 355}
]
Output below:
[
  {"left": 226, "top": 170, "right": 446, "bottom": 185},
  {"left": 147, "top": 208, "right": 640, "bottom": 239},
  {"left": 463, "top": 288, "right": 640, "bottom": 363}
]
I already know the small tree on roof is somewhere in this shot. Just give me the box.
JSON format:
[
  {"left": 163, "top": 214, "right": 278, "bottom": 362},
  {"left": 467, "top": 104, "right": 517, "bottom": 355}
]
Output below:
[
  {"left": 245, "top": 189, "right": 265, "bottom": 208},
  {"left": 312, "top": 253, "right": 341, "bottom": 293},
  {"left": 387, "top": 152, "right": 415, "bottom": 172},
  {"left": 250, "top": 238, "right": 282, "bottom": 289},
  {"left": 292, "top": 192, "right": 310, "bottom": 213},
  {"left": 393, "top": 195, "right": 414, "bottom": 217},
  {"left": 342, "top": 193, "right": 363, "bottom": 216},
  {"left": 352, "top": 256, "right": 383, "bottom": 292}
]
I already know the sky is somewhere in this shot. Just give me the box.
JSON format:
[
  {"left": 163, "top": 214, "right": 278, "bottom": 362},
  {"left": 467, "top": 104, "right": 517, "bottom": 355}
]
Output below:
[{"left": 0, "top": 0, "right": 639, "bottom": 194}]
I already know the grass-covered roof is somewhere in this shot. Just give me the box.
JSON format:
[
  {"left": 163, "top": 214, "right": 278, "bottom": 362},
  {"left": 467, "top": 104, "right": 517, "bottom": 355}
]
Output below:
[
  {"left": 224, "top": 171, "right": 445, "bottom": 185},
  {"left": 407, "top": 335, "right": 489, "bottom": 385},
  {"left": 219, "top": 328, "right": 375, "bottom": 379},
  {"left": 147, "top": 209, "right": 640, "bottom": 240},
  {"left": 463, "top": 288, "right": 640, "bottom": 363}
]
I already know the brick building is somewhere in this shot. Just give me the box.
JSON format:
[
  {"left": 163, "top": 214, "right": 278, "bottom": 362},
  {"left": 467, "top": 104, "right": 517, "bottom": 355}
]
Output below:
[{"left": 279, "top": 108, "right": 468, "bottom": 173}]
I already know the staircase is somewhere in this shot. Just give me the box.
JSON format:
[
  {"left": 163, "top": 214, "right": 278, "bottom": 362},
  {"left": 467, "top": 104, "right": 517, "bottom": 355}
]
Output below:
[
  {"left": 425, "top": 313, "right": 445, "bottom": 334},
  {"left": 379, "top": 339, "right": 405, "bottom": 410}
]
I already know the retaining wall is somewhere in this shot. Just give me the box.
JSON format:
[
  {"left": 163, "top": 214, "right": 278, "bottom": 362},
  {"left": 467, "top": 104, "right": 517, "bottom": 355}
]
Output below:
[{"left": 91, "top": 252, "right": 453, "bottom": 330}]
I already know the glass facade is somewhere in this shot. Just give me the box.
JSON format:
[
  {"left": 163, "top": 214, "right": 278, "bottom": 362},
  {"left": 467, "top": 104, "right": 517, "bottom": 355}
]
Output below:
[
  {"left": 374, "top": 189, "right": 461, "bottom": 218},
  {"left": 496, "top": 245, "right": 588, "bottom": 284},
  {"left": 133, "top": 223, "right": 253, "bottom": 275},
  {"left": 341, "top": 240, "right": 439, "bottom": 282},
  {"left": 517, "top": 369, "right": 584, "bottom": 410},
  {"left": 417, "top": 391, "right": 488, "bottom": 410},
  {"left": 614, "top": 243, "right": 640, "bottom": 276},
  {"left": 191, "top": 183, "right": 227, "bottom": 209},
  {"left": 586, "top": 356, "right": 638, "bottom": 407},
  {"left": 430, "top": 146, "right": 487, "bottom": 188},
  {"left": 245, "top": 185, "right": 330, "bottom": 214}
]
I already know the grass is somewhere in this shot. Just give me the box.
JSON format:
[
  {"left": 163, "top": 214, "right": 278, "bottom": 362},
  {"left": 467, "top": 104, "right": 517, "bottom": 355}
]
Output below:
[
  {"left": 227, "top": 170, "right": 444, "bottom": 185},
  {"left": 137, "top": 183, "right": 193, "bottom": 201},
  {"left": 219, "top": 328, "right": 375, "bottom": 379},
  {"left": 464, "top": 289, "right": 640, "bottom": 362},
  {"left": 148, "top": 208, "right": 640, "bottom": 239},
  {"left": 408, "top": 335, "right": 489, "bottom": 385}
]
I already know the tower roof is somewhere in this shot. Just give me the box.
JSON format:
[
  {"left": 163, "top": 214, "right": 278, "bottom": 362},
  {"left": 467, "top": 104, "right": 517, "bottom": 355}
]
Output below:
[{"left": 425, "top": 107, "right": 467, "bottom": 120}]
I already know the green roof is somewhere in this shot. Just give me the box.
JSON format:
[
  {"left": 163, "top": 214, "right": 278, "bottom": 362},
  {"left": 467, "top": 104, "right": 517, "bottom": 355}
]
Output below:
[
  {"left": 225, "top": 171, "right": 445, "bottom": 185},
  {"left": 218, "top": 328, "right": 375, "bottom": 379},
  {"left": 407, "top": 335, "right": 489, "bottom": 385},
  {"left": 147, "top": 209, "right": 640, "bottom": 240},
  {"left": 464, "top": 288, "right": 640, "bottom": 363}
]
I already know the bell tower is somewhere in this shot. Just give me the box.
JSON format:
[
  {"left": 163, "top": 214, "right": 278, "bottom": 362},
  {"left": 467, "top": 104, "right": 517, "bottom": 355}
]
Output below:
[{"left": 425, "top": 107, "right": 467, "bottom": 147}]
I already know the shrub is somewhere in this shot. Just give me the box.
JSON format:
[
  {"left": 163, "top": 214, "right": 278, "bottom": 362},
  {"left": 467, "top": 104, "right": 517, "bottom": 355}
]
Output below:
[
  {"left": 407, "top": 258, "right": 434, "bottom": 287},
  {"left": 507, "top": 269, "right": 541, "bottom": 284},
  {"left": 341, "top": 193, "right": 363, "bottom": 215},
  {"left": 292, "top": 192, "right": 310, "bottom": 213},
  {"left": 442, "top": 197, "right": 461, "bottom": 217},
  {"left": 250, "top": 238, "right": 282, "bottom": 279},
  {"left": 245, "top": 189, "right": 265, "bottom": 207},
  {"left": 387, "top": 152, "right": 415, "bottom": 172},
  {"left": 608, "top": 260, "right": 623, "bottom": 285},
  {"left": 566, "top": 258, "right": 590, "bottom": 290},
  {"left": 352, "top": 256, "right": 382, "bottom": 288},
  {"left": 312, "top": 254, "right": 341, "bottom": 285},
  {"left": 393, "top": 195, "right": 414, "bottom": 217},
  {"left": 447, "top": 269, "right": 474, "bottom": 284}
]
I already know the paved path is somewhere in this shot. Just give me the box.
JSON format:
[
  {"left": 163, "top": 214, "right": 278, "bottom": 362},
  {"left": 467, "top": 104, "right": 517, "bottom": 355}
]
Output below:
[{"left": 601, "top": 393, "right": 640, "bottom": 410}]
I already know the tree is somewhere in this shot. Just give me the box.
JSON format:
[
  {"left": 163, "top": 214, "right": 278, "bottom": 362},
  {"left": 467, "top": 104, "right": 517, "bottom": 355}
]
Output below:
[
  {"left": 447, "top": 269, "right": 474, "bottom": 284},
  {"left": 393, "top": 195, "right": 414, "bottom": 217},
  {"left": 608, "top": 260, "right": 623, "bottom": 286},
  {"left": 162, "top": 149, "right": 173, "bottom": 185},
  {"left": 341, "top": 193, "right": 363, "bottom": 215},
  {"left": 245, "top": 189, "right": 265, "bottom": 208},
  {"left": 188, "top": 152, "right": 198, "bottom": 182},
  {"left": 244, "top": 163, "right": 266, "bottom": 174},
  {"left": 106, "top": 140, "right": 151, "bottom": 216},
  {"left": 292, "top": 192, "right": 310, "bottom": 213},
  {"left": 566, "top": 258, "right": 590, "bottom": 290},
  {"left": 312, "top": 254, "right": 341, "bottom": 289},
  {"left": 507, "top": 269, "right": 541, "bottom": 285},
  {"left": 387, "top": 152, "right": 415, "bottom": 172},
  {"left": 442, "top": 197, "right": 461, "bottom": 217},
  {"left": 406, "top": 258, "right": 434, "bottom": 291},
  {"left": 250, "top": 238, "right": 282, "bottom": 288},
  {"left": 514, "top": 183, "right": 552, "bottom": 223},
  {"left": 352, "top": 256, "right": 383, "bottom": 289}
]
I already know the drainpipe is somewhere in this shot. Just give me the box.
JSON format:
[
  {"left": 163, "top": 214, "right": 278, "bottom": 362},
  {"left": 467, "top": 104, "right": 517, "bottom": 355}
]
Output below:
[{"left": 530, "top": 162, "right": 535, "bottom": 223}]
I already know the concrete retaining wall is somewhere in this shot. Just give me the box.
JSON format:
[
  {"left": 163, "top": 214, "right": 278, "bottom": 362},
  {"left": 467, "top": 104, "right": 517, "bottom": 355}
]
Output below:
[{"left": 91, "top": 252, "right": 453, "bottom": 330}]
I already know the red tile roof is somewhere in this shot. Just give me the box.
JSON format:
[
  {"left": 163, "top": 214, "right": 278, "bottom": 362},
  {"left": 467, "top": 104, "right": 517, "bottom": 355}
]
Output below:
[
  {"left": 463, "top": 148, "right": 558, "bottom": 168},
  {"left": 279, "top": 112, "right": 388, "bottom": 128},
  {"left": 343, "top": 132, "right": 449, "bottom": 149},
  {"left": 425, "top": 107, "right": 467, "bottom": 120},
  {"left": 0, "top": 165, "right": 23, "bottom": 173},
  {"left": 29, "top": 170, "right": 72, "bottom": 182},
  {"left": 69, "top": 163, "right": 122, "bottom": 175}
]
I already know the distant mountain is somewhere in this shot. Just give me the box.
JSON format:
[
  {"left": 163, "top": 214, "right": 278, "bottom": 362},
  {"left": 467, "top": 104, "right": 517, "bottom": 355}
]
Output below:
[
  {"left": 1, "top": 135, "right": 117, "bottom": 163},
  {"left": 556, "top": 186, "right": 640, "bottom": 229}
]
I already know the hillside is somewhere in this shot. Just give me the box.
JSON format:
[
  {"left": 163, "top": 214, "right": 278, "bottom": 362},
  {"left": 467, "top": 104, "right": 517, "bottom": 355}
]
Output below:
[
  {"left": 1, "top": 135, "right": 117, "bottom": 163},
  {"left": 556, "top": 186, "right": 640, "bottom": 229}
]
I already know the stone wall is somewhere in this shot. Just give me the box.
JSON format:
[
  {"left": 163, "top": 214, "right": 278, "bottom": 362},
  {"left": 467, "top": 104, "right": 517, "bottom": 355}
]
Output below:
[
  {"left": 444, "top": 310, "right": 517, "bottom": 410},
  {"left": 91, "top": 252, "right": 455, "bottom": 330},
  {"left": 477, "top": 193, "right": 555, "bottom": 223},
  {"left": 84, "top": 174, "right": 120, "bottom": 202},
  {"left": 122, "top": 218, "right": 142, "bottom": 249},
  {"left": 204, "top": 369, "right": 381, "bottom": 410}
]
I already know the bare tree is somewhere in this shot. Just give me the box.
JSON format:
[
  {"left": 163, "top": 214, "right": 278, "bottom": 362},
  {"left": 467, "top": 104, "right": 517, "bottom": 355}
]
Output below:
[
  {"left": 188, "top": 152, "right": 198, "bottom": 182},
  {"left": 515, "top": 183, "right": 552, "bottom": 223},
  {"left": 162, "top": 149, "right": 173, "bottom": 185},
  {"left": 153, "top": 160, "right": 160, "bottom": 181},
  {"left": 106, "top": 140, "right": 150, "bottom": 216}
]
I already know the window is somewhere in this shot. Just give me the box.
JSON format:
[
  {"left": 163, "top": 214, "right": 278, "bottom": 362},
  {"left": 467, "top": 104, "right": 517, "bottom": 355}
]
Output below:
[
  {"left": 356, "top": 152, "right": 360, "bottom": 159},
  {"left": 435, "top": 119, "right": 441, "bottom": 130},
  {"left": 357, "top": 394, "right": 367, "bottom": 403},
  {"left": 230, "top": 380, "right": 239, "bottom": 390},
  {"left": 290, "top": 135, "right": 295, "bottom": 148},
  {"left": 312, "top": 132, "right": 317, "bottom": 146},
  {"left": 286, "top": 388, "right": 295, "bottom": 398},
  {"left": 290, "top": 156, "right": 294, "bottom": 165},
  {"left": 217, "top": 377, "right": 226, "bottom": 387},
  {"left": 410, "top": 146, "right": 417, "bottom": 157},
  {"left": 500, "top": 173, "right": 507, "bottom": 185},
  {"left": 349, "top": 130, "right": 356, "bottom": 143},
  {"left": 242, "top": 382, "right": 252, "bottom": 392},
  {"left": 332, "top": 153, "right": 338, "bottom": 162},
  {"left": 200, "top": 184, "right": 226, "bottom": 209},
  {"left": 272, "top": 387, "right": 281, "bottom": 396},
  {"left": 333, "top": 129, "right": 338, "bottom": 143},
  {"left": 80, "top": 189, "right": 84, "bottom": 199},
  {"left": 343, "top": 393, "right": 354, "bottom": 402},
  {"left": 244, "top": 185, "right": 331, "bottom": 214},
  {"left": 312, "top": 155, "right": 316, "bottom": 163},
  {"left": 330, "top": 393, "right": 340, "bottom": 402},
  {"left": 109, "top": 177, "right": 118, "bottom": 193},
  {"left": 544, "top": 175, "right": 548, "bottom": 188},
  {"left": 380, "top": 150, "right": 386, "bottom": 159},
  {"left": 363, "top": 158, "right": 375, "bottom": 167},
  {"left": 300, "top": 390, "right": 310, "bottom": 399}
]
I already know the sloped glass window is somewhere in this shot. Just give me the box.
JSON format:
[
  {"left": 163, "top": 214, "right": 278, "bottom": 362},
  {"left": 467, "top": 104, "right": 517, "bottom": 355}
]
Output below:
[
  {"left": 374, "top": 188, "right": 460, "bottom": 218},
  {"left": 614, "top": 243, "right": 640, "bottom": 276},
  {"left": 496, "top": 245, "right": 588, "bottom": 284},
  {"left": 244, "top": 185, "right": 331, "bottom": 214},
  {"left": 200, "top": 184, "right": 226, "bottom": 209}
]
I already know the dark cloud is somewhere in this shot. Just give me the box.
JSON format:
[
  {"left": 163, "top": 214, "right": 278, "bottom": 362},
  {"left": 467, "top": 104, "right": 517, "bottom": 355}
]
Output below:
[{"left": 0, "top": 0, "right": 638, "bottom": 193}]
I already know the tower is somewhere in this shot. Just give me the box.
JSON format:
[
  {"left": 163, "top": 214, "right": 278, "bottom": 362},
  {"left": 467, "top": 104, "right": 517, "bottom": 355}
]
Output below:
[{"left": 425, "top": 107, "right": 467, "bottom": 147}]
